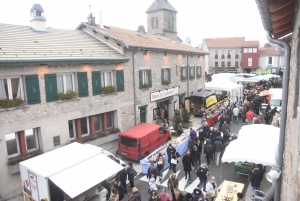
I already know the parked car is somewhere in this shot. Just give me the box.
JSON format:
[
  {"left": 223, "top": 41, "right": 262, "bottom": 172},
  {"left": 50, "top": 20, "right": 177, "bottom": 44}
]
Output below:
[{"left": 118, "top": 123, "right": 171, "bottom": 161}]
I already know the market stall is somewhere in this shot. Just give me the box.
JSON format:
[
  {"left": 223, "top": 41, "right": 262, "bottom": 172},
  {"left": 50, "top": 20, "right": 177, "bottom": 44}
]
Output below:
[
  {"left": 215, "top": 180, "right": 244, "bottom": 201},
  {"left": 205, "top": 77, "right": 243, "bottom": 102},
  {"left": 204, "top": 99, "right": 228, "bottom": 126},
  {"left": 139, "top": 130, "right": 190, "bottom": 174},
  {"left": 185, "top": 91, "right": 217, "bottom": 116}
]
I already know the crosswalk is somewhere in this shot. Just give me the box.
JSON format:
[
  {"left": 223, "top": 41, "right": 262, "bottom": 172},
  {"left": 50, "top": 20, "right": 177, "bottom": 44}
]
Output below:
[{"left": 139, "top": 168, "right": 201, "bottom": 192}]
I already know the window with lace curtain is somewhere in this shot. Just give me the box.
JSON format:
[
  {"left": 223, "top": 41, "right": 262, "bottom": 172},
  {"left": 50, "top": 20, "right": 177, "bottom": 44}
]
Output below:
[
  {"left": 0, "top": 77, "right": 24, "bottom": 100},
  {"left": 56, "top": 74, "right": 75, "bottom": 93}
]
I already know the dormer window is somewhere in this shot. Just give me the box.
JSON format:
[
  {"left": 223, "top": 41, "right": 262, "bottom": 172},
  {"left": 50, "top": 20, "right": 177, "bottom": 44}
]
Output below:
[{"left": 36, "top": 11, "right": 41, "bottom": 16}]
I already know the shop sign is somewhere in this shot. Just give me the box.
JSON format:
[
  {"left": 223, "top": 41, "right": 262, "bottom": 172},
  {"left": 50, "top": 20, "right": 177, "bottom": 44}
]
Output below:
[
  {"left": 150, "top": 87, "right": 179, "bottom": 102},
  {"left": 206, "top": 95, "right": 217, "bottom": 107}
]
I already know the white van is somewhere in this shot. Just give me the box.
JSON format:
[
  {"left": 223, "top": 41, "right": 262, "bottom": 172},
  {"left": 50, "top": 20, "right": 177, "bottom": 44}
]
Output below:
[{"left": 270, "top": 94, "right": 282, "bottom": 111}]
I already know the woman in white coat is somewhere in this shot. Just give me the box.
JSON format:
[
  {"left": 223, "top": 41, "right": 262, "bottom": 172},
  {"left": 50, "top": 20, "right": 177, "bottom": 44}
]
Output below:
[
  {"left": 205, "top": 176, "right": 218, "bottom": 200},
  {"left": 96, "top": 184, "right": 108, "bottom": 201}
]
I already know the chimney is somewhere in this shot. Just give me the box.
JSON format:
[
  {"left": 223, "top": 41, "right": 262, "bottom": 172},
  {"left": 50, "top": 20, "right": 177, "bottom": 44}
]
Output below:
[
  {"left": 87, "top": 13, "right": 96, "bottom": 26},
  {"left": 137, "top": 25, "right": 146, "bottom": 34},
  {"left": 30, "top": 4, "right": 47, "bottom": 32}
]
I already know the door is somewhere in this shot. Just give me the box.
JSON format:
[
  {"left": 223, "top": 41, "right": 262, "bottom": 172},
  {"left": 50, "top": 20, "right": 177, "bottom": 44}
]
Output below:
[
  {"left": 185, "top": 97, "right": 190, "bottom": 113},
  {"left": 140, "top": 108, "right": 146, "bottom": 123}
]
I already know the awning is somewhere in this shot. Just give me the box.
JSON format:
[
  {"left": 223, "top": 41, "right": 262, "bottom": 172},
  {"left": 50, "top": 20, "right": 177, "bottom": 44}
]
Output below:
[{"left": 49, "top": 154, "right": 123, "bottom": 198}]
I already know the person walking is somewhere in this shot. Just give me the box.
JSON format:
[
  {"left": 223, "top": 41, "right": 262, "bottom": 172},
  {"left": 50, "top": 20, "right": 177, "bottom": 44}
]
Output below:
[
  {"left": 213, "top": 139, "right": 223, "bottom": 166},
  {"left": 204, "top": 140, "right": 214, "bottom": 166},
  {"left": 167, "top": 144, "right": 176, "bottom": 170},
  {"left": 237, "top": 192, "right": 245, "bottom": 201},
  {"left": 195, "top": 140, "right": 202, "bottom": 163},
  {"left": 173, "top": 189, "right": 181, "bottom": 201},
  {"left": 182, "top": 151, "right": 194, "bottom": 183},
  {"left": 250, "top": 165, "right": 263, "bottom": 196},
  {"left": 264, "top": 111, "right": 270, "bottom": 125},
  {"left": 221, "top": 121, "right": 230, "bottom": 135},
  {"left": 127, "top": 163, "right": 137, "bottom": 189},
  {"left": 196, "top": 163, "right": 209, "bottom": 191},
  {"left": 191, "top": 146, "right": 200, "bottom": 171},
  {"left": 149, "top": 176, "right": 160, "bottom": 192},
  {"left": 189, "top": 128, "right": 197, "bottom": 141},
  {"left": 241, "top": 107, "right": 246, "bottom": 124},
  {"left": 156, "top": 153, "right": 165, "bottom": 183},
  {"left": 170, "top": 151, "right": 180, "bottom": 173},
  {"left": 147, "top": 163, "right": 158, "bottom": 181},
  {"left": 109, "top": 188, "right": 119, "bottom": 201},
  {"left": 246, "top": 109, "right": 254, "bottom": 125},
  {"left": 159, "top": 188, "right": 172, "bottom": 201},
  {"left": 132, "top": 187, "right": 141, "bottom": 201},
  {"left": 218, "top": 115, "right": 224, "bottom": 131},
  {"left": 116, "top": 164, "right": 128, "bottom": 194},
  {"left": 148, "top": 191, "right": 159, "bottom": 201},
  {"left": 177, "top": 123, "right": 183, "bottom": 136},
  {"left": 113, "top": 180, "right": 125, "bottom": 201},
  {"left": 95, "top": 184, "right": 108, "bottom": 201},
  {"left": 206, "top": 176, "right": 218, "bottom": 200},
  {"left": 191, "top": 188, "right": 204, "bottom": 201},
  {"left": 232, "top": 106, "right": 239, "bottom": 124},
  {"left": 167, "top": 173, "right": 179, "bottom": 200}
]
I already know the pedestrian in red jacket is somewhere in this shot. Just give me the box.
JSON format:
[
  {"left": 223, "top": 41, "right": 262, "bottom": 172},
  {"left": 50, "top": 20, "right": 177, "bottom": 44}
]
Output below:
[{"left": 246, "top": 110, "right": 254, "bottom": 124}]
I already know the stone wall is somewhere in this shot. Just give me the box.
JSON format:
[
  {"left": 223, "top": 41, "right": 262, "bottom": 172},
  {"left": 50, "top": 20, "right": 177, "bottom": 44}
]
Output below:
[{"left": 281, "top": 3, "right": 300, "bottom": 200}]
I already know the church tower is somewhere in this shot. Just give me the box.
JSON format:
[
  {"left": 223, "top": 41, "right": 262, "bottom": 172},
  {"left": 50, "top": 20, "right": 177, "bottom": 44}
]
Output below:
[{"left": 146, "top": 0, "right": 181, "bottom": 41}]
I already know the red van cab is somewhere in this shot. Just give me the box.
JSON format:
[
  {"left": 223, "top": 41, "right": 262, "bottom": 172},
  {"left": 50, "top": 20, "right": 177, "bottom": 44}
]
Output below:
[{"left": 118, "top": 123, "right": 171, "bottom": 161}]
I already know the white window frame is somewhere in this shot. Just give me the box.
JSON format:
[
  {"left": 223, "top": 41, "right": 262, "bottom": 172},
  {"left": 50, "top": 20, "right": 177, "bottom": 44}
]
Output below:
[
  {"left": 215, "top": 50, "right": 218, "bottom": 55},
  {"left": 142, "top": 70, "right": 149, "bottom": 84},
  {"left": 248, "top": 58, "right": 253, "bottom": 66},
  {"left": 248, "top": 48, "right": 253, "bottom": 53},
  {"left": 235, "top": 49, "right": 239, "bottom": 55},
  {"left": 164, "top": 68, "right": 170, "bottom": 80},
  {"left": 244, "top": 48, "right": 248, "bottom": 53},
  {"left": 81, "top": 117, "right": 90, "bottom": 137},
  {"left": 57, "top": 74, "right": 75, "bottom": 93},
  {"left": 190, "top": 67, "right": 195, "bottom": 77},
  {"left": 25, "top": 128, "right": 39, "bottom": 153},
  {"left": 69, "top": 120, "right": 76, "bottom": 140},
  {"left": 227, "top": 50, "right": 231, "bottom": 55},
  {"left": 107, "top": 111, "right": 114, "bottom": 130},
  {"left": 94, "top": 114, "right": 103, "bottom": 133},
  {"left": 5, "top": 132, "right": 20, "bottom": 158},
  {"left": 101, "top": 71, "right": 114, "bottom": 87},
  {"left": 267, "top": 57, "right": 274, "bottom": 65},
  {"left": 253, "top": 48, "right": 257, "bottom": 53},
  {"left": 0, "top": 77, "right": 24, "bottom": 100}
]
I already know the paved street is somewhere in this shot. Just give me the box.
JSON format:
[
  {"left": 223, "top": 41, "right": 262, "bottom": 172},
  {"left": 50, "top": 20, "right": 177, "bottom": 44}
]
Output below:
[{"left": 89, "top": 118, "right": 250, "bottom": 201}]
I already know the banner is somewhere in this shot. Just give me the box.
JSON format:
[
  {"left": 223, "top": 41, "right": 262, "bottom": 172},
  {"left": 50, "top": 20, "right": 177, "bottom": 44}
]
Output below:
[{"left": 206, "top": 95, "right": 217, "bottom": 107}]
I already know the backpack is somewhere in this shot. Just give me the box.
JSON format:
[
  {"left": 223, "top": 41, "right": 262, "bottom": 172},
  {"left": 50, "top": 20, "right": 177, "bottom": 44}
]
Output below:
[{"left": 206, "top": 145, "right": 213, "bottom": 154}]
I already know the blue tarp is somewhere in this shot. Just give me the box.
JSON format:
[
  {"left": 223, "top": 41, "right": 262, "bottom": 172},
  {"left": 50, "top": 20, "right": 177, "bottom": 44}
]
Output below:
[{"left": 139, "top": 136, "right": 190, "bottom": 174}]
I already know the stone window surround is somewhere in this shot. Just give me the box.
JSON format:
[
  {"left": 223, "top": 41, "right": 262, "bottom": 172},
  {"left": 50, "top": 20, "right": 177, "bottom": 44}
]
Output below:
[
  {"left": 101, "top": 71, "right": 115, "bottom": 87},
  {"left": 0, "top": 76, "right": 24, "bottom": 100},
  {"left": 56, "top": 73, "right": 75, "bottom": 94},
  {"left": 141, "top": 69, "right": 149, "bottom": 85}
]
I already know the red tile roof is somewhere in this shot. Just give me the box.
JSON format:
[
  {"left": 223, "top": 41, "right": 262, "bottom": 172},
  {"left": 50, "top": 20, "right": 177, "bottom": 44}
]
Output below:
[
  {"left": 242, "top": 41, "right": 259, "bottom": 47},
  {"left": 258, "top": 47, "right": 281, "bottom": 55},
  {"left": 204, "top": 37, "right": 245, "bottom": 48},
  {"left": 98, "top": 26, "right": 207, "bottom": 54}
]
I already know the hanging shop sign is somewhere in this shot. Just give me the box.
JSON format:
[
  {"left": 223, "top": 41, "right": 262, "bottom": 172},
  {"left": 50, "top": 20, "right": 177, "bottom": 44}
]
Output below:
[{"left": 150, "top": 87, "right": 179, "bottom": 102}]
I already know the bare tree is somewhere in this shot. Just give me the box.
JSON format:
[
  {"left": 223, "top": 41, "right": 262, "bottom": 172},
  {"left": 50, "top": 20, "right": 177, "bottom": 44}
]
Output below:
[{"left": 185, "top": 36, "right": 192, "bottom": 46}]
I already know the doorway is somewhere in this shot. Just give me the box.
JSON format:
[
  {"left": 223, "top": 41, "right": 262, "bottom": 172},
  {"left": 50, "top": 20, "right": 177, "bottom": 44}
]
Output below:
[{"left": 140, "top": 107, "right": 146, "bottom": 123}]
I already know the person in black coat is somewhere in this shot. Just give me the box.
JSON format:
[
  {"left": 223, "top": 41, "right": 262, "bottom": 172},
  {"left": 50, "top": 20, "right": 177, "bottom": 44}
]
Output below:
[
  {"left": 147, "top": 163, "right": 158, "bottom": 180},
  {"left": 250, "top": 165, "right": 263, "bottom": 196},
  {"left": 114, "top": 180, "right": 126, "bottom": 200},
  {"left": 116, "top": 164, "right": 128, "bottom": 194},
  {"left": 182, "top": 151, "right": 194, "bottom": 182},
  {"left": 191, "top": 146, "right": 200, "bottom": 170},
  {"left": 127, "top": 163, "right": 136, "bottom": 189},
  {"left": 264, "top": 111, "right": 270, "bottom": 124},
  {"left": 218, "top": 115, "right": 225, "bottom": 131},
  {"left": 167, "top": 143, "right": 176, "bottom": 170}
]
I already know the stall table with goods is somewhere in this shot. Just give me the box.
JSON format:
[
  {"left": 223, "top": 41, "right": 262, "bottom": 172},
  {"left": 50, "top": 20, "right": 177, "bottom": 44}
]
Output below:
[
  {"left": 234, "top": 162, "right": 254, "bottom": 178},
  {"left": 205, "top": 100, "right": 228, "bottom": 126},
  {"left": 215, "top": 180, "right": 244, "bottom": 201},
  {"left": 139, "top": 130, "right": 191, "bottom": 174}
]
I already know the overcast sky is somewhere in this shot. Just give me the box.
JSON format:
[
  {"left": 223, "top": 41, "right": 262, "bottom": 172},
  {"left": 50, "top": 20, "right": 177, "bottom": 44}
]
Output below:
[{"left": 0, "top": 0, "right": 268, "bottom": 46}]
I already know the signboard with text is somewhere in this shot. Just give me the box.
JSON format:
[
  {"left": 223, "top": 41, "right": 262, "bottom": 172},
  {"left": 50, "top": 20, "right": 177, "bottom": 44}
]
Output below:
[{"left": 150, "top": 87, "right": 179, "bottom": 102}]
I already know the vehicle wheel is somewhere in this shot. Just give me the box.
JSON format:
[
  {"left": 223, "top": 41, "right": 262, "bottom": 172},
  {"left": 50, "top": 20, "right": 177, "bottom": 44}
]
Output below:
[
  {"left": 166, "top": 137, "right": 171, "bottom": 143},
  {"left": 144, "top": 152, "right": 149, "bottom": 158}
]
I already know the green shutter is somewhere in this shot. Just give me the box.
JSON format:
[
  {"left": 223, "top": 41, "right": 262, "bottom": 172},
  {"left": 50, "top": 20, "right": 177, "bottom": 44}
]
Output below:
[
  {"left": 180, "top": 67, "right": 183, "bottom": 81},
  {"left": 168, "top": 68, "right": 171, "bottom": 84},
  {"left": 139, "top": 70, "right": 143, "bottom": 89},
  {"left": 196, "top": 66, "right": 199, "bottom": 79},
  {"left": 44, "top": 74, "right": 58, "bottom": 102},
  {"left": 77, "top": 72, "right": 89, "bottom": 97},
  {"left": 25, "top": 74, "right": 41, "bottom": 105},
  {"left": 92, "top": 71, "right": 102, "bottom": 95},
  {"left": 148, "top": 69, "right": 152, "bottom": 88},
  {"left": 116, "top": 70, "right": 125, "bottom": 92},
  {"left": 200, "top": 66, "right": 202, "bottom": 77},
  {"left": 161, "top": 69, "right": 164, "bottom": 85},
  {"left": 186, "top": 67, "right": 188, "bottom": 79}
]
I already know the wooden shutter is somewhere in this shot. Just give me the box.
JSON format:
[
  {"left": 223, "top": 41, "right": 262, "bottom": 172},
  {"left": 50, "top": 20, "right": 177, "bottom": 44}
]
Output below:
[
  {"left": 196, "top": 66, "right": 199, "bottom": 79},
  {"left": 139, "top": 70, "right": 143, "bottom": 89},
  {"left": 168, "top": 68, "right": 171, "bottom": 84},
  {"left": 116, "top": 70, "right": 125, "bottom": 92},
  {"left": 25, "top": 74, "right": 41, "bottom": 105},
  {"left": 161, "top": 69, "right": 164, "bottom": 85},
  {"left": 44, "top": 74, "right": 58, "bottom": 102},
  {"left": 148, "top": 69, "right": 152, "bottom": 88},
  {"left": 92, "top": 71, "right": 102, "bottom": 95},
  {"left": 77, "top": 72, "right": 89, "bottom": 97},
  {"left": 180, "top": 67, "right": 183, "bottom": 81}
]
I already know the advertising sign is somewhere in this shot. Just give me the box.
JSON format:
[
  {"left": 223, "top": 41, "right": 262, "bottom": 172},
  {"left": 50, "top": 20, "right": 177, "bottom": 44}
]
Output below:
[
  {"left": 150, "top": 87, "right": 179, "bottom": 102},
  {"left": 206, "top": 95, "right": 217, "bottom": 107}
]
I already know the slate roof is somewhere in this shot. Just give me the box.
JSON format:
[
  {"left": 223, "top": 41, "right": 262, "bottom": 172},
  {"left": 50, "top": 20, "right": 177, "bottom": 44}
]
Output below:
[
  {"left": 146, "top": 0, "right": 177, "bottom": 13},
  {"left": 89, "top": 25, "right": 207, "bottom": 54},
  {"left": 258, "top": 47, "right": 281, "bottom": 55},
  {"left": 204, "top": 37, "right": 245, "bottom": 48},
  {"left": 31, "top": 4, "right": 44, "bottom": 12},
  {"left": 242, "top": 41, "right": 259, "bottom": 47},
  {"left": 0, "top": 23, "right": 129, "bottom": 65}
]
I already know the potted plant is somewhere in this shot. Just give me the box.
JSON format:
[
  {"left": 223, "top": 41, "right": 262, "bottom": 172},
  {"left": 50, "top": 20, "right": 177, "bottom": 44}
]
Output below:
[
  {"left": 197, "top": 74, "right": 201, "bottom": 78},
  {"left": 0, "top": 98, "right": 24, "bottom": 108},
  {"left": 58, "top": 90, "right": 77, "bottom": 100},
  {"left": 142, "top": 83, "right": 150, "bottom": 89},
  {"left": 190, "top": 75, "right": 195, "bottom": 80},
  {"left": 164, "top": 79, "right": 170, "bottom": 85},
  {"left": 173, "top": 110, "right": 183, "bottom": 135},
  {"left": 181, "top": 76, "right": 186, "bottom": 81},
  {"left": 182, "top": 108, "right": 193, "bottom": 128},
  {"left": 102, "top": 86, "right": 117, "bottom": 94}
]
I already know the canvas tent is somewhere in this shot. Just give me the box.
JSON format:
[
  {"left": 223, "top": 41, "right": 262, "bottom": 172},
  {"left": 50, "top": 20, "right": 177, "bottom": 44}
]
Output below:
[
  {"left": 222, "top": 124, "right": 280, "bottom": 166},
  {"left": 212, "top": 73, "right": 237, "bottom": 83},
  {"left": 205, "top": 77, "right": 243, "bottom": 102}
]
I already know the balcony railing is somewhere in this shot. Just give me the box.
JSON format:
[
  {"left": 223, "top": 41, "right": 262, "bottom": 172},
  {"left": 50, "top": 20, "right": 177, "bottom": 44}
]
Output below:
[{"left": 235, "top": 55, "right": 239, "bottom": 59}]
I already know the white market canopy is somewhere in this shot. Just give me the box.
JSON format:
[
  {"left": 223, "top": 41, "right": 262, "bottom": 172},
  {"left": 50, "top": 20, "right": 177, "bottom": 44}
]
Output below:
[
  {"left": 20, "top": 142, "right": 123, "bottom": 198},
  {"left": 222, "top": 124, "right": 280, "bottom": 166},
  {"left": 212, "top": 73, "right": 237, "bottom": 83}
]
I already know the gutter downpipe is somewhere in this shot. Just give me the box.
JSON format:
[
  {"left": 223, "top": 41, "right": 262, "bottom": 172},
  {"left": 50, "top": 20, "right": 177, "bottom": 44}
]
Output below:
[
  {"left": 265, "top": 31, "right": 291, "bottom": 201},
  {"left": 132, "top": 48, "right": 140, "bottom": 126}
]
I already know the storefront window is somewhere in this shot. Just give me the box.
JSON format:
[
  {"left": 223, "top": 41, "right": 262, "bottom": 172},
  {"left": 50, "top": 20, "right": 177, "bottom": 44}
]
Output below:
[
  {"left": 107, "top": 112, "right": 114, "bottom": 129},
  {"left": 25, "top": 128, "right": 39, "bottom": 152},
  {"left": 5, "top": 133, "right": 20, "bottom": 157},
  {"left": 80, "top": 117, "right": 90, "bottom": 136},
  {"left": 68, "top": 120, "right": 76, "bottom": 139},
  {"left": 94, "top": 114, "right": 102, "bottom": 132}
]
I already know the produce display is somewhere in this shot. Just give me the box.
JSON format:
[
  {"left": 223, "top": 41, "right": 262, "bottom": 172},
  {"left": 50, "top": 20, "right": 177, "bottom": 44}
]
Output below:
[
  {"left": 221, "top": 183, "right": 238, "bottom": 201},
  {"left": 205, "top": 99, "right": 228, "bottom": 119}
]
